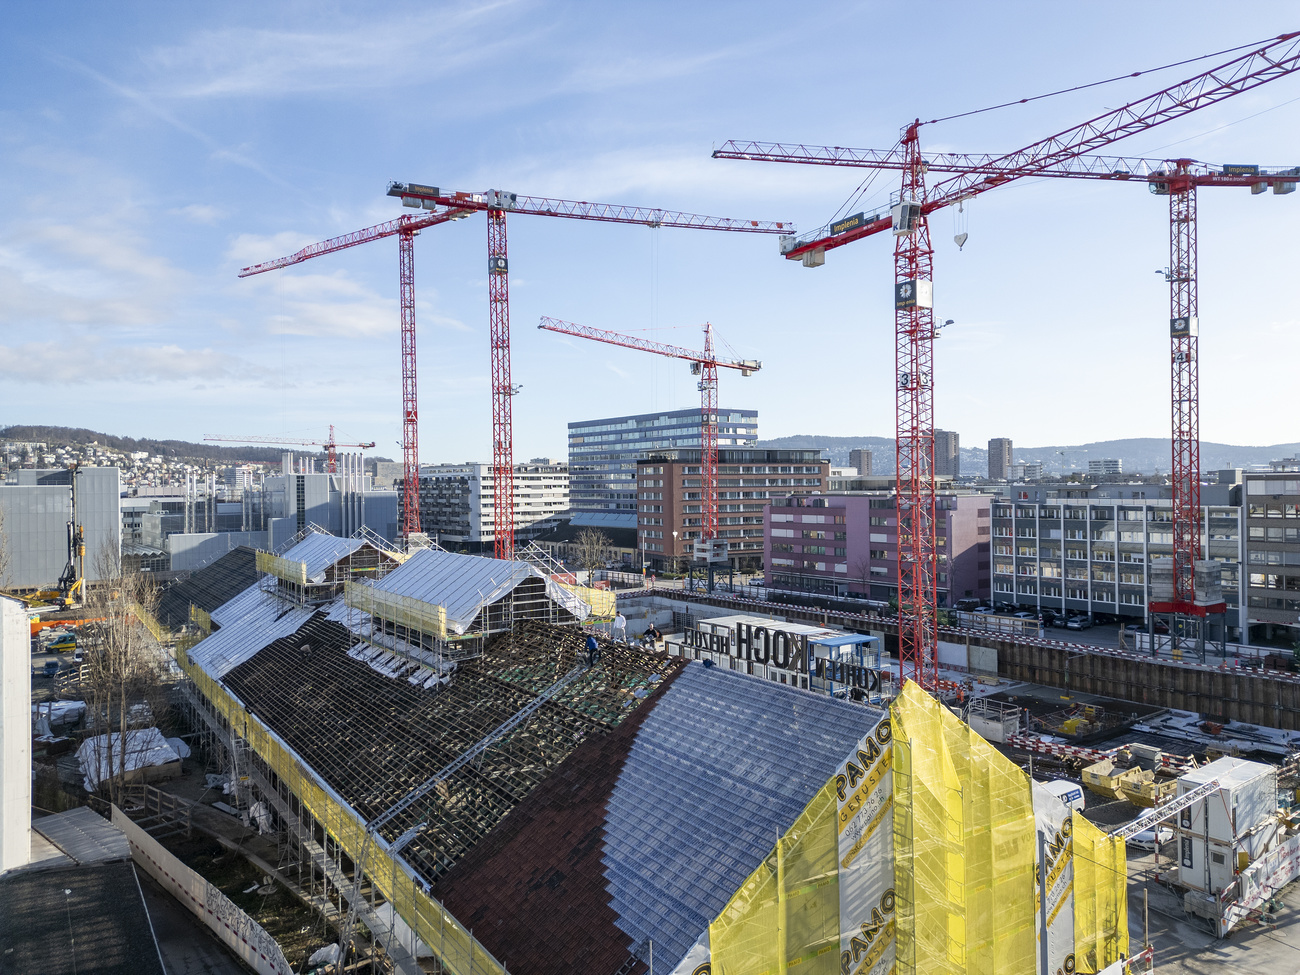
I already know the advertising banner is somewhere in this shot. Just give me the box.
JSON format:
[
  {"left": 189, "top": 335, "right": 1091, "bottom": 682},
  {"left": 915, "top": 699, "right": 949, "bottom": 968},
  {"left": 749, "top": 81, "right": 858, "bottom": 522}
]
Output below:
[
  {"left": 1033, "top": 783, "right": 1076, "bottom": 975},
  {"left": 836, "top": 713, "right": 895, "bottom": 975}
]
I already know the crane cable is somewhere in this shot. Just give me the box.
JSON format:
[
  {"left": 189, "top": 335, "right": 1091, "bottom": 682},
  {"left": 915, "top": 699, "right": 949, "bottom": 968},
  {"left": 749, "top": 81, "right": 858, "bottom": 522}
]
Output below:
[{"left": 923, "top": 34, "right": 1282, "bottom": 127}]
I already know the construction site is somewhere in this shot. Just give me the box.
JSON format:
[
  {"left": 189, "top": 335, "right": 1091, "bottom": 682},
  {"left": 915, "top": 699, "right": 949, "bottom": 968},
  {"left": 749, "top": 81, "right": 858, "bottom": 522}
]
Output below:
[{"left": 6, "top": 22, "right": 1300, "bottom": 975}]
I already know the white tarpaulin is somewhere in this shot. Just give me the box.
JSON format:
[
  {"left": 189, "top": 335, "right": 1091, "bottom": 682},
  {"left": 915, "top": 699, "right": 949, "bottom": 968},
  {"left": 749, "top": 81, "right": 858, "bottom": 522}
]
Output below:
[
  {"left": 76, "top": 727, "right": 181, "bottom": 792},
  {"left": 837, "top": 713, "right": 895, "bottom": 975},
  {"left": 1222, "top": 832, "right": 1300, "bottom": 935},
  {"left": 1032, "top": 782, "right": 1076, "bottom": 975}
]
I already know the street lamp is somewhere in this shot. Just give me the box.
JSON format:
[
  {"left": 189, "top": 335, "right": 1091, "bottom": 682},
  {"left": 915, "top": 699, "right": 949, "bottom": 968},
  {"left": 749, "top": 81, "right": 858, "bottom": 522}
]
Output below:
[{"left": 672, "top": 530, "right": 679, "bottom": 576}]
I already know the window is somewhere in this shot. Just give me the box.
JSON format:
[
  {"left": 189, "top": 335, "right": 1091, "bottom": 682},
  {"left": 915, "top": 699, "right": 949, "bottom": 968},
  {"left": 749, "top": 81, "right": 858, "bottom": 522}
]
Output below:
[
  {"left": 870, "top": 517, "right": 889, "bottom": 527},
  {"left": 870, "top": 549, "right": 888, "bottom": 560}
]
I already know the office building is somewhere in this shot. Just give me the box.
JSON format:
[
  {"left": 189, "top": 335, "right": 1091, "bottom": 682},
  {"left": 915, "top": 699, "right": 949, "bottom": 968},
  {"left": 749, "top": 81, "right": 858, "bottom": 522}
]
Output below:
[
  {"left": 1242, "top": 471, "right": 1300, "bottom": 646},
  {"left": 415, "top": 460, "right": 569, "bottom": 552},
  {"left": 1088, "top": 458, "right": 1124, "bottom": 476},
  {"left": 849, "top": 448, "right": 873, "bottom": 476},
  {"left": 763, "top": 492, "right": 992, "bottom": 603},
  {"left": 569, "top": 408, "right": 758, "bottom": 528},
  {"left": 637, "top": 448, "right": 827, "bottom": 570},
  {"left": 988, "top": 438, "right": 1013, "bottom": 480},
  {"left": 989, "top": 482, "right": 1243, "bottom": 639},
  {"left": 934, "top": 430, "right": 960, "bottom": 477}
]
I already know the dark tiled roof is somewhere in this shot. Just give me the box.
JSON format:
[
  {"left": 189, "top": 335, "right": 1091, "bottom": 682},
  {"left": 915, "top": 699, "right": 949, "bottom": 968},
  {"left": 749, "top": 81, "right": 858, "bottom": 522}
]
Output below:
[
  {"left": 0, "top": 861, "right": 166, "bottom": 975},
  {"left": 222, "top": 617, "right": 680, "bottom": 886},
  {"left": 433, "top": 665, "right": 684, "bottom": 975},
  {"left": 434, "top": 664, "right": 886, "bottom": 975},
  {"left": 155, "top": 546, "right": 259, "bottom": 629}
]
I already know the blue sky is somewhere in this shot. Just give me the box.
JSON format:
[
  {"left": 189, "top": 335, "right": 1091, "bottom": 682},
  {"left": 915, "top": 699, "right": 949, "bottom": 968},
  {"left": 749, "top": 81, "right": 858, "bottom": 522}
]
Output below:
[{"left": 2, "top": 2, "right": 1298, "bottom": 463}]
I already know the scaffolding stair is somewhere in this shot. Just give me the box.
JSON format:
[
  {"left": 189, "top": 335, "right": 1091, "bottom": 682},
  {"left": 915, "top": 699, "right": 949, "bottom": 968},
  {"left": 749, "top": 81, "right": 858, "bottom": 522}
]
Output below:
[
  {"left": 248, "top": 767, "right": 424, "bottom": 975},
  {"left": 1108, "top": 778, "right": 1220, "bottom": 841}
]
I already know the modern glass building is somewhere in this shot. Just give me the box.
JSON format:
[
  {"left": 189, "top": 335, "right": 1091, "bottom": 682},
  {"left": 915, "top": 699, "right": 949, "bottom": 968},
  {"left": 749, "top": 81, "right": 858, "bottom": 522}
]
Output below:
[{"left": 568, "top": 408, "right": 758, "bottom": 528}]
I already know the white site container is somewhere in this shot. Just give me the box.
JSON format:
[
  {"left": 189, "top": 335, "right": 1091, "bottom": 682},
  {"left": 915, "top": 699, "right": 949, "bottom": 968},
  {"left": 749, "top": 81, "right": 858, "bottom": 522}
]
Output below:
[{"left": 1175, "top": 757, "right": 1279, "bottom": 894}]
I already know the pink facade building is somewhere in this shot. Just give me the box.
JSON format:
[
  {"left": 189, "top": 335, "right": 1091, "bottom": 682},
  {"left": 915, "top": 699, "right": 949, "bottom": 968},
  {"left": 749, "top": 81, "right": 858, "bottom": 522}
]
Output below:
[{"left": 763, "top": 492, "right": 993, "bottom": 606}]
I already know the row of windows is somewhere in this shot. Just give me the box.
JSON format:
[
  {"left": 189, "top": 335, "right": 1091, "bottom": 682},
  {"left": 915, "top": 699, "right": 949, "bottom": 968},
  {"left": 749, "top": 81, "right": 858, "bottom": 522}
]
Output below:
[{"left": 1248, "top": 573, "right": 1300, "bottom": 591}]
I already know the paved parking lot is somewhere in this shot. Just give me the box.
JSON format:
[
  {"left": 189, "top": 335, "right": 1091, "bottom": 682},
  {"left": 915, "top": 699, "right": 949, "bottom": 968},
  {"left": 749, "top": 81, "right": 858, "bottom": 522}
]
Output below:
[{"left": 1128, "top": 846, "right": 1300, "bottom": 973}]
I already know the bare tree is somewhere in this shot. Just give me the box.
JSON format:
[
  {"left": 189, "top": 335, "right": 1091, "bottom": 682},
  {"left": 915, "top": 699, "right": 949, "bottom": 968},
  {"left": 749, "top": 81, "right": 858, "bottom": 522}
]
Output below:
[
  {"left": 574, "top": 528, "right": 612, "bottom": 576},
  {"left": 80, "top": 544, "right": 171, "bottom": 806},
  {"left": 851, "top": 555, "right": 873, "bottom": 597}
]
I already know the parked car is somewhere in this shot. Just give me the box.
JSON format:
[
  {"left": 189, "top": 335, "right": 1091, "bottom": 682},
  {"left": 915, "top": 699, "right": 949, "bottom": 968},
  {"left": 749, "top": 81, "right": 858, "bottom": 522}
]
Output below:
[
  {"left": 954, "top": 598, "right": 982, "bottom": 612},
  {"left": 1053, "top": 615, "right": 1074, "bottom": 629},
  {"left": 1012, "top": 611, "right": 1037, "bottom": 620},
  {"left": 971, "top": 606, "right": 995, "bottom": 615},
  {"left": 48, "top": 634, "right": 76, "bottom": 652},
  {"left": 1066, "top": 616, "right": 1093, "bottom": 631},
  {"left": 1127, "top": 827, "right": 1173, "bottom": 851},
  {"left": 41, "top": 660, "right": 60, "bottom": 677}
]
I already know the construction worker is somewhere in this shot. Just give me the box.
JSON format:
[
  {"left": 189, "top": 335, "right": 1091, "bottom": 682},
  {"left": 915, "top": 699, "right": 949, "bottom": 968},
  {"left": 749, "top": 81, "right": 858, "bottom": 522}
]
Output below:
[
  {"left": 613, "top": 612, "right": 627, "bottom": 644},
  {"left": 585, "top": 633, "right": 601, "bottom": 667},
  {"left": 643, "top": 623, "right": 662, "bottom": 649}
]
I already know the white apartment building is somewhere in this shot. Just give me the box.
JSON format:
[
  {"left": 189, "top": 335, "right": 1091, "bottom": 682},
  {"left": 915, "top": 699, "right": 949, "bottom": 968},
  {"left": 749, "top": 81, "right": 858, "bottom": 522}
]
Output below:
[{"left": 417, "top": 460, "right": 569, "bottom": 551}]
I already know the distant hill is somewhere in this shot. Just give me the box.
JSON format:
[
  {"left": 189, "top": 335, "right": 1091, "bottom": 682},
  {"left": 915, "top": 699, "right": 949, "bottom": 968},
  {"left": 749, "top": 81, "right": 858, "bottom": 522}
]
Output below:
[
  {"left": 0, "top": 425, "right": 394, "bottom": 466},
  {"left": 757, "top": 434, "right": 1300, "bottom": 476}
]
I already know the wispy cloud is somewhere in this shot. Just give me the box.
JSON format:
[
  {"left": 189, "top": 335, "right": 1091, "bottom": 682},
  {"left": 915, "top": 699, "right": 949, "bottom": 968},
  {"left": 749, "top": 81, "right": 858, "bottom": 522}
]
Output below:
[
  {"left": 50, "top": 54, "right": 290, "bottom": 186},
  {"left": 140, "top": 2, "right": 528, "bottom": 99},
  {"left": 430, "top": 314, "right": 472, "bottom": 332},
  {"left": 173, "top": 204, "right": 226, "bottom": 224},
  {"left": 0, "top": 340, "right": 274, "bottom": 384},
  {"left": 225, "top": 231, "right": 323, "bottom": 267}
]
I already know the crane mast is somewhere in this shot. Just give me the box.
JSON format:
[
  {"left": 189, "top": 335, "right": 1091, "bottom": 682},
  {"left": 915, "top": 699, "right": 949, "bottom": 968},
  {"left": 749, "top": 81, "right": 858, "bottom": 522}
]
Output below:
[
  {"left": 487, "top": 209, "right": 516, "bottom": 560},
  {"left": 537, "top": 316, "right": 760, "bottom": 551},
  {"left": 893, "top": 124, "right": 940, "bottom": 688},
  {"left": 713, "top": 31, "right": 1300, "bottom": 687}
]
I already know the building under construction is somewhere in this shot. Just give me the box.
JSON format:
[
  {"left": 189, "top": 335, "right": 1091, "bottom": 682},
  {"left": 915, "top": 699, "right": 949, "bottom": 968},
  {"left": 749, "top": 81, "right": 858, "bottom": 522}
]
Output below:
[{"left": 168, "top": 530, "right": 1130, "bottom": 975}]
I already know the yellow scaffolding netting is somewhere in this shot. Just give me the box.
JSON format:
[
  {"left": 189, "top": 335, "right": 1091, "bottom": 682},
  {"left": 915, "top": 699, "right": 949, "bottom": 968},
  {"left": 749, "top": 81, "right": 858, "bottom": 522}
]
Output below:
[
  {"left": 1071, "top": 812, "right": 1128, "bottom": 974},
  {"left": 344, "top": 581, "right": 448, "bottom": 640},
  {"left": 189, "top": 603, "right": 212, "bottom": 634},
  {"left": 128, "top": 599, "right": 169, "bottom": 644},
  {"left": 892, "top": 682, "right": 1038, "bottom": 975},
  {"left": 711, "top": 776, "right": 843, "bottom": 975},
  {"left": 256, "top": 550, "right": 308, "bottom": 586},
  {"left": 175, "top": 650, "right": 505, "bottom": 975}
]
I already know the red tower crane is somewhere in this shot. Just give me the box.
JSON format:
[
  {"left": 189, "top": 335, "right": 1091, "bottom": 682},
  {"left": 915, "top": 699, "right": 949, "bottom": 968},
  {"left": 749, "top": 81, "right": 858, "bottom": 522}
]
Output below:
[
  {"left": 238, "top": 207, "right": 475, "bottom": 540},
  {"left": 713, "top": 31, "right": 1300, "bottom": 687},
  {"left": 537, "top": 317, "right": 761, "bottom": 551},
  {"left": 205, "top": 426, "right": 378, "bottom": 474},
  {"left": 242, "top": 189, "right": 792, "bottom": 562},
  {"left": 384, "top": 182, "right": 792, "bottom": 561}
]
